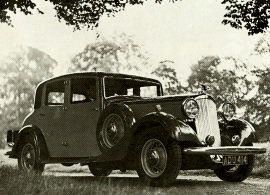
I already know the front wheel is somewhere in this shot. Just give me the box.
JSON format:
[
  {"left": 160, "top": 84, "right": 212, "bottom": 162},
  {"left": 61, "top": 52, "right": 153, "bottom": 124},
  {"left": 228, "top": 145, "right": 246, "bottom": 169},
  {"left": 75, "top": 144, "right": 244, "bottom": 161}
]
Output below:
[
  {"left": 18, "top": 137, "right": 44, "bottom": 173},
  {"left": 214, "top": 155, "right": 254, "bottom": 182},
  {"left": 136, "top": 130, "right": 182, "bottom": 186}
]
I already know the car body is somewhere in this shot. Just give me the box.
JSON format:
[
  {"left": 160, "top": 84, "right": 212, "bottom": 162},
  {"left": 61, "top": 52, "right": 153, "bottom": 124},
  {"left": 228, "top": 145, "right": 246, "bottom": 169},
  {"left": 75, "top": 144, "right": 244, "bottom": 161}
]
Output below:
[{"left": 6, "top": 72, "right": 266, "bottom": 186}]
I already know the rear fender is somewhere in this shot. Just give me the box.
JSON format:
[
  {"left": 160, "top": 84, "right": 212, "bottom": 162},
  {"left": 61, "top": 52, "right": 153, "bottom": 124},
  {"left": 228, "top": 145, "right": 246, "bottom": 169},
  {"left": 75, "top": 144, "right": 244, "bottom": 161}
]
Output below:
[{"left": 9, "top": 125, "right": 49, "bottom": 159}]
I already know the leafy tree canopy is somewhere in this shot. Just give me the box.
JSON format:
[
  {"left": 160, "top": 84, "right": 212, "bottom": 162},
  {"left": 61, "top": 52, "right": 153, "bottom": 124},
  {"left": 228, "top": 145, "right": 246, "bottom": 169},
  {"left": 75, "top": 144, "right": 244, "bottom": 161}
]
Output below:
[
  {"left": 222, "top": 0, "right": 270, "bottom": 35},
  {"left": 69, "top": 33, "right": 150, "bottom": 75},
  {"left": 187, "top": 56, "right": 254, "bottom": 106},
  {"left": 0, "top": 0, "right": 177, "bottom": 30},
  {"left": 243, "top": 68, "right": 270, "bottom": 141},
  {"left": 254, "top": 36, "right": 270, "bottom": 54},
  {"left": 151, "top": 60, "right": 181, "bottom": 95},
  {"left": 1, "top": 0, "right": 269, "bottom": 34}
]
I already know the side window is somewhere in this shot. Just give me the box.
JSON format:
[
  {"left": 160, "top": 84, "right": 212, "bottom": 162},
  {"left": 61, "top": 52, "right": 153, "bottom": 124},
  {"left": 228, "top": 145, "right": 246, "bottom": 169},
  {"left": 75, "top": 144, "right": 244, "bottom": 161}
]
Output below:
[
  {"left": 140, "top": 86, "right": 158, "bottom": 97},
  {"left": 46, "top": 81, "right": 65, "bottom": 106},
  {"left": 70, "top": 77, "right": 96, "bottom": 104}
]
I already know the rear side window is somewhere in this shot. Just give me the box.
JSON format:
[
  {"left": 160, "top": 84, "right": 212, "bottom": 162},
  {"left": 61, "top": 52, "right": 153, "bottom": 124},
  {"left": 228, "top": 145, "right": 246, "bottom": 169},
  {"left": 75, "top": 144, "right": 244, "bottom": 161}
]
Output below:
[
  {"left": 70, "top": 77, "right": 96, "bottom": 104},
  {"left": 46, "top": 80, "right": 65, "bottom": 105}
]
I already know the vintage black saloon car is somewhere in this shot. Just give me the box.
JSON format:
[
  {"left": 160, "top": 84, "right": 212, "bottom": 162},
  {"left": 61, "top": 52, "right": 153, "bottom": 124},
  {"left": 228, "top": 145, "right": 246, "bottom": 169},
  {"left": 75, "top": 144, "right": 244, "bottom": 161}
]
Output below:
[{"left": 6, "top": 72, "right": 266, "bottom": 186}]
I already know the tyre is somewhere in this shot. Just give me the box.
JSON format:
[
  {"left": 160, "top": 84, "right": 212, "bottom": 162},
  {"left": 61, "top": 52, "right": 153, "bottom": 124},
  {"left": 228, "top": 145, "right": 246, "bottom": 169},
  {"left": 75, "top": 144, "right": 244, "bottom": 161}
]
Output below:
[
  {"left": 89, "top": 167, "right": 112, "bottom": 177},
  {"left": 214, "top": 155, "right": 254, "bottom": 182},
  {"left": 100, "top": 113, "right": 125, "bottom": 149},
  {"left": 97, "top": 105, "right": 131, "bottom": 151},
  {"left": 18, "top": 137, "right": 45, "bottom": 173},
  {"left": 136, "top": 129, "right": 181, "bottom": 186}
]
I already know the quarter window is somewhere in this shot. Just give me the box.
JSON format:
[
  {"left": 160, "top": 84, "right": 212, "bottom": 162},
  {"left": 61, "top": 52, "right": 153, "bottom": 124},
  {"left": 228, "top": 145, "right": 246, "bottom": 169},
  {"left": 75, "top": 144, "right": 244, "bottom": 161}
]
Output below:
[
  {"left": 46, "top": 80, "right": 65, "bottom": 105},
  {"left": 48, "top": 92, "right": 64, "bottom": 104}
]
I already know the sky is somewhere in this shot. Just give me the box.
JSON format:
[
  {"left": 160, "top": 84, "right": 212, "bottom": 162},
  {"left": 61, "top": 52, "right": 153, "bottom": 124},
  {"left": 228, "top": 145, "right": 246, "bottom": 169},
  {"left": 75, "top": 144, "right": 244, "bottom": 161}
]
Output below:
[{"left": 0, "top": 0, "right": 268, "bottom": 82}]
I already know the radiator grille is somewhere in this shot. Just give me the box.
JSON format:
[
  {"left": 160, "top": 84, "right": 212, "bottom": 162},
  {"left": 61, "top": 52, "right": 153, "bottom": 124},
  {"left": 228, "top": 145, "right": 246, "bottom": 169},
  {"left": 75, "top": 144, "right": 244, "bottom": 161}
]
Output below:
[{"left": 195, "top": 96, "right": 221, "bottom": 146}]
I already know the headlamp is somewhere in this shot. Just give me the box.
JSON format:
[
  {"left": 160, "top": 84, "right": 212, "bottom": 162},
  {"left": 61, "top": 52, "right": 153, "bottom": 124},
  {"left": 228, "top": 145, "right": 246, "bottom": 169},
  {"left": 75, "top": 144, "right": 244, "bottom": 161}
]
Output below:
[
  {"left": 183, "top": 99, "right": 199, "bottom": 119},
  {"left": 222, "top": 102, "right": 236, "bottom": 120}
]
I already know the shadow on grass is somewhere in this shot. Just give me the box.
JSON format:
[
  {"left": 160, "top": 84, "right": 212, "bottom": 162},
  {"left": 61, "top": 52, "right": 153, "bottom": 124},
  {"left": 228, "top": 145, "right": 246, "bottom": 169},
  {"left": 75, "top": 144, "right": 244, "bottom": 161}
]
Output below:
[{"left": 54, "top": 174, "right": 225, "bottom": 188}]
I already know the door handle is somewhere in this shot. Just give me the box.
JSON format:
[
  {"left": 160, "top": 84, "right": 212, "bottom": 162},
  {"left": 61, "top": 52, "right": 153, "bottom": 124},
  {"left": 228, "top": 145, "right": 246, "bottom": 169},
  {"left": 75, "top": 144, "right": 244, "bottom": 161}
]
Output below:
[
  {"left": 39, "top": 113, "right": 45, "bottom": 116},
  {"left": 62, "top": 106, "right": 67, "bottom": 111},
  {"left": 62, "top": 141, "right": 68, "bottom": 146}
]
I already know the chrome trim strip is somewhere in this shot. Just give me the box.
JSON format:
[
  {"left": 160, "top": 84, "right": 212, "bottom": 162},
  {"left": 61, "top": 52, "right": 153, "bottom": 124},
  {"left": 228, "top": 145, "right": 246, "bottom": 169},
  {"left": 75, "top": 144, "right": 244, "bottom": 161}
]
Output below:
[{"left": 183, "top": 146, "right": 267, "bottom": 155}]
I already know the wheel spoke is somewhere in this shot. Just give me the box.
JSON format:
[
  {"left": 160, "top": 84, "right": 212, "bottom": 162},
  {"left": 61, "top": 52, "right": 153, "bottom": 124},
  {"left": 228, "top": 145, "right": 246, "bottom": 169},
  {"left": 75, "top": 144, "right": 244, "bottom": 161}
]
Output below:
[
  {"left": 102, "top": 114, "right": 125, "bottom": 148},
  {"left": 141, "top": 139, "right": 167, "bottom": 178},
  {"left": 21, "top": 143, "right": 35, "bottom": 171}
]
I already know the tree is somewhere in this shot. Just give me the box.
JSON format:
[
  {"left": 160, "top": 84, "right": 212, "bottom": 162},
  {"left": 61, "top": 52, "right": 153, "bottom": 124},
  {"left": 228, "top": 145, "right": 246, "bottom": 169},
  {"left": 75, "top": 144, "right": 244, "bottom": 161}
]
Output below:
[
  {"left": 221, "top": 0, "right": 270, "bottom": 35},
  {"left": 69, "top": 33, "right": 150, "bottom": 75},
  {"left": 151, "top": 60, "right": 182, "bottom": 95},
  {"left": 0, "top": 47, "right": 56, "bottom": 148},
  {"left": 1, "top": 0, "right": 269, "bottom": 35},
  {"left": 245, "top": 68, "right": 270, "bottom": 141},
  {"left": 187, "top": 56, "right": 254, "bottom": 106},
  {"left": 186, "top": 55, "right": 270, "bottom": 141},
  {"left": 0, "top": 0, "right": 180, "bottom": 30},
  {"left": 254, "top": 36, "right": 270, "bottom": 54}
]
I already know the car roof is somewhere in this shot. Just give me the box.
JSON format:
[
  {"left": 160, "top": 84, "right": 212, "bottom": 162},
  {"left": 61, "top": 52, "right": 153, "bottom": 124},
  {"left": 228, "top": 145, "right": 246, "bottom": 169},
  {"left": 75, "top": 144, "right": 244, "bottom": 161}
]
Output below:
[{"left": 38, "top": 72, "right": 161, "bottom": 86}]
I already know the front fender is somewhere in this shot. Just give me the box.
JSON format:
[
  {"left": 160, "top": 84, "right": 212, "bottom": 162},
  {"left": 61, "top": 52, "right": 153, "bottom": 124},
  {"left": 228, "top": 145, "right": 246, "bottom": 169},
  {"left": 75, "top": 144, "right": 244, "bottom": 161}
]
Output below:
[
  {"left": 238, "top": 119, "right": 257, "bottom": 146},
  {"left": 220, "top": 118, "right": 257, "bottom": 146},
  {"left": 132, "top": 112, "right": 201, "bottom": 145},
  {"left": 94, "top": 111, "right": 201, "bottom": 162}
]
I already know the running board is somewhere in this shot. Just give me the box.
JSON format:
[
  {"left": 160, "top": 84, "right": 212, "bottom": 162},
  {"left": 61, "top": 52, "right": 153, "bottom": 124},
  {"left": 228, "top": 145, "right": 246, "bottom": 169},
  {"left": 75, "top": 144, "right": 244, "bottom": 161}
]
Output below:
[{"left": 183, "top": 146, "right": 267, "bottom": 155}]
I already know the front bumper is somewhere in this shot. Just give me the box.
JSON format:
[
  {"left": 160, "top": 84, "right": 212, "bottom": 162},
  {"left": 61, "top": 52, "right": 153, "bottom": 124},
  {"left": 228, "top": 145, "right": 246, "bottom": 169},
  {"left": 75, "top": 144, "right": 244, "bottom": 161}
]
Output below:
[{"left": 183, "top": 146, "right": 266, "bottom": 155}]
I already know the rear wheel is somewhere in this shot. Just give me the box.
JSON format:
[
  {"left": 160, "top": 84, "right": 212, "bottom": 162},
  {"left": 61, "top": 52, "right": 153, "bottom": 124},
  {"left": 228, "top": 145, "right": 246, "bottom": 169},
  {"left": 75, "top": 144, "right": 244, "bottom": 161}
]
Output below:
[
  {"left": 136, "top": 129, "right": 181, "bottom": 186},
  {"left": 18, "top": 137, "right": 44, "bottom": 173},
  {"left": 214, "top": 155, "right": 254, "bottom": 182}
]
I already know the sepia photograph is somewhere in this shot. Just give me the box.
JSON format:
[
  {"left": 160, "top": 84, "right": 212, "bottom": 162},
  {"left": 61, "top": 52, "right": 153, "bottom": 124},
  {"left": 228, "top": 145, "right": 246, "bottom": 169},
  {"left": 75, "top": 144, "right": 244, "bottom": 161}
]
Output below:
[{"left": 0, "top": 0, "right": 270, "bottom": 194}]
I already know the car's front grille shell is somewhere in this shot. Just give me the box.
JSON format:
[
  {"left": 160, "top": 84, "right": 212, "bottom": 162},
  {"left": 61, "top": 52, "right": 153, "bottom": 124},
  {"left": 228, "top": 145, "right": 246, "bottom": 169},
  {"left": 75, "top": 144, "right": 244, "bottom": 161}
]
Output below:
[{"left": 195, "top": 96, "right": 221, "bottom": 146}]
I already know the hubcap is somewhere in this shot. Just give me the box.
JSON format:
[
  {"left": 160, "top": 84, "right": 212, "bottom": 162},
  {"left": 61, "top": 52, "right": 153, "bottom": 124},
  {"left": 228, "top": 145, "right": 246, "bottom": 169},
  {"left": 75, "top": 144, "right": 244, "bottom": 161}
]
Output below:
[
  {"left": 141, "top": 139, "right": 167, "bottom": 178},
  {"left": 21, "top": 143, "right": 35, "bottom": 171},
  {"left": 101, "top": 114, "right": 124, "bottom": 148}
]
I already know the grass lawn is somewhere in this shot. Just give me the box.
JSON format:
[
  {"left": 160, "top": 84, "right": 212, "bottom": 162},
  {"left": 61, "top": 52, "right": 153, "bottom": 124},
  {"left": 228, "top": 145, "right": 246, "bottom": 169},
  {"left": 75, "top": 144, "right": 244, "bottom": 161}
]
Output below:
[{"left": 0, "top": 142, "right": 269, "bottom": 194}]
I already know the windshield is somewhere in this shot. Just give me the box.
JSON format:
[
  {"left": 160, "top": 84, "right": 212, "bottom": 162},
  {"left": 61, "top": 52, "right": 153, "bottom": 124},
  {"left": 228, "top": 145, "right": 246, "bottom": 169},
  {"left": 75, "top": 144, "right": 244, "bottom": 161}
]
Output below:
[{"left": 104, "top": 77, "right": 161, "bottom": 98}]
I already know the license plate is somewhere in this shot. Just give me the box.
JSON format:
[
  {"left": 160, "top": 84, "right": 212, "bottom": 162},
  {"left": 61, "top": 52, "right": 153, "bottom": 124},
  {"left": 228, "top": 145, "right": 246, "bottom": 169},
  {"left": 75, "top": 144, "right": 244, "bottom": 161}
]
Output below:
[{"left": 222, "top": 155, "right": 248, "bottom": 165}]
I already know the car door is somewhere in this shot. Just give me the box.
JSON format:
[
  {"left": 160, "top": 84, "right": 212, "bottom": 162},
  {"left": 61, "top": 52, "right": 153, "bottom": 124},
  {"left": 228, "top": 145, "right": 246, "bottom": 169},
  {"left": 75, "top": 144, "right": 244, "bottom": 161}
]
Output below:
[
  {"left": 64, "top": 76, "right": 102, "bottom": 157},
  {"left": 37, "top": 79, "right": 69, "bottom": 157}
]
